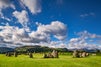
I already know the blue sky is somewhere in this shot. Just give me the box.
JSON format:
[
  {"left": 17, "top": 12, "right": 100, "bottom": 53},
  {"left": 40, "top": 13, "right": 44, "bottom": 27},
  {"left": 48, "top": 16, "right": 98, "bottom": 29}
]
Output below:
[{"left": 0, "top": 0, "right": 101, "bottom": 49}]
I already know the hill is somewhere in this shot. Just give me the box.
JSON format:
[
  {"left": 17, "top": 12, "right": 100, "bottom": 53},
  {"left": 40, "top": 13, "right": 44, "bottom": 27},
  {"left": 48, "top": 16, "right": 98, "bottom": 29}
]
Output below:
[
  {"left": 15, "top": 45, "right": 68, "bottom": 53},
  {"left": 0, "top": 47, "right": 14, "bottom": 53}
]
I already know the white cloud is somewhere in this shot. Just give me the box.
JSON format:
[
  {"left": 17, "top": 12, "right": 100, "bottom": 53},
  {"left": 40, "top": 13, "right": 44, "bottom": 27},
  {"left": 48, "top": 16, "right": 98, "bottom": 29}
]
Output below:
[
  {"left": 0, "top": 25, "right": 31, "bottom": 46},
  {"left": 1, "top": 24, "right": 101, "bottom": 49},
  {"left": 68, "top": 31, "right": 101, "bottom": 49},
  {"left": 0, "top": 21, "right": 67, "bottom": 47},
  {"left": 20, "top": 0, "right": 41, "bottom": 14},
  {"left": 33, "top": 41, "right": 66, "bottom": 48},
  {"left": 68, "top": 38, "right": 88, "bottom": 49},
  {"left": 13, "top": 10, "right": 29, "bottom": 27},
  {"left": 29, "top": 21, "right": 67, "bottom": 42},
  {"left": 0, "top": 0, "right": 15, "bottom": 18},
  {"left": 1, "top": 23, "right": 101, "bottom": 49},
  {"left": 29, "top": 31, "right": 50, "bottom": 43},
  {"left": 36, "top": 21, "right": 67, "bottom": 40},
  {"left": 80, "top": 12, "right": 95, "bottom": 18},
  {"left": 77, "top": 30, "right": 101, "bottom": 39},
  {"left": 1, "top": 16, "right": 11, "bottom": 22}
]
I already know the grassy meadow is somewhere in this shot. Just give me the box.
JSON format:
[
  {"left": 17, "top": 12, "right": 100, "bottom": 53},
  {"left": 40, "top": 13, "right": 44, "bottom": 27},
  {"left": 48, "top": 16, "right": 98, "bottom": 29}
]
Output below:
[{"left": 0, "top": 53, "right": 101, "bottom": 67}]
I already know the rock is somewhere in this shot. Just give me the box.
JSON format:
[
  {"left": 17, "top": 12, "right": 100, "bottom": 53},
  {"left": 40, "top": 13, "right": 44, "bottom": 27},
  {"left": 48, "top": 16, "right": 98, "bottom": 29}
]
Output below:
[
  {"left": 92, "top": 53, "right": 96, "bottom": 56},
  {"left": 79, "top": 53, "right": 82, "bottom": 58},
  {"left": 73, "top": 50, "right": 79, "bottom": 58},
  {"left": 82, "top": 52, "right": 86, "bottom": 57},
  {"left": 5, "top": 52, "right": 8, "bottom": 56},
  {"left": 47, "top": 53, "right": 53, "bottom": 58},
  {"left": 44, "top": 53, "right": 48, "bottom": 58},
  {"left": 51, "top": 50, "right": 58, "bottom": 58},
  {"left": 14, "top": 52, "right": 18, "bottom": 57},
  {"left": 8, "top": 52, "right": 11, "bottom": 57},
  {"left": 86, "top": 53, "right": 89, "bottom": 56},
  {"left": 44, "top": 50, "right": 59, "bottom": 58},
  {"left": 29, "top": 53, "right": 33, "bottom": 58}
]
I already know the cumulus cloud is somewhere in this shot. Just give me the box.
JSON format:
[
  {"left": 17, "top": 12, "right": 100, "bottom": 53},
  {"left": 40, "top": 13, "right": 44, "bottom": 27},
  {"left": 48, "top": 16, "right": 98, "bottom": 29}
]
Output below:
[
  {"left": 36, "top": 21, "right": 67, "bottom": 40},
  {"left": 20, "top": 0, "right": 41, "bottom": 14},
  {"left": 1, "top": 16, "right": 11, "bottom": 22},
  {"left": 77, "top": 30, "right": 101, "bottom": 39},
  {"left": 29, "top": 31, "right": 50, "bottom": 43},
  {"left": 29, "top": 21, "right": 67, "bottom": 42},
  {"left": 0, "top": 0, "right": 15, "bottom": 10},
  {"left": 35, "top": 41, "right": 66, "bottom": 48},
  {"left": 68, "top": 37, "right": 88, "bottom": 49},
  {"left": 0, "top": 25, "right": 31, "bottom": 46},
  {"left": 0, "top": 0, "right": 67, "bottom": 48},
  {"left": 67, "top": 31, "right": 101, "bottom": 49},
  {"left": 13, "top": 10, "right": 29, "bottom": 27},
  {"left": 0, "top": 0, "right": 15, "bottom": 17},
  {"left": 0, "top": 21, "right": 67, "bottom": 47}
]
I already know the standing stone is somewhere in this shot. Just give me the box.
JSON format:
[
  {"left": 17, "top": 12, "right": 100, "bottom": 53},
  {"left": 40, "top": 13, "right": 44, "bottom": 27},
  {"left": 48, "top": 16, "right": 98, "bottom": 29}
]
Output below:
[
  {"left": 5, "top": 52, "right": 8, "bottom": 56},
  {"left": 82, "top": 52, "right": 86, "bottom": 57},
  {"left": 47, "top": 53, "right": 53, "bottom": 58},
  {"left": 44, "top": 53, "right": 48, "bottom": 58},
  {"left": 86, "top": 53, "right": 89, "bottom": 57},
  {"left": 51, "top": 50, "right": 58, "bottom": 58},
  {"left": 92, "top": 53, "right": 96, "bottom": 56},
  {"left": 14, "top": 52, "right": 18, "bottom": 57},
  {"left": 29, "top": 53, "right": 33, "bottom": 58},
  {"left": 73, "top": 50, "right": 79, "bottom": 58},
  {"left": 79, "top": 52, "right": 82, "bottom": 58},
  {"left": 8, "top": 52, "right": 11, "bottom": 57}
]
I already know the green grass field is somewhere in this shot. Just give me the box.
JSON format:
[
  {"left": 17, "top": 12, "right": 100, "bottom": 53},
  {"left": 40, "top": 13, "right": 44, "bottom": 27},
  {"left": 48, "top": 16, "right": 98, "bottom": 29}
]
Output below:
[{"left": 0, "top": 53, "right": 101, "bottom": 67}]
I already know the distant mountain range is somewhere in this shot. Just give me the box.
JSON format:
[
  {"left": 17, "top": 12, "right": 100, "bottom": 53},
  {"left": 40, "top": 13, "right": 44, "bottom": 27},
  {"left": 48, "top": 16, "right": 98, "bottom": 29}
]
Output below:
[
  {"left": 0, "top": 47, "right": 14, "bottom": 53},
  {"left": 68, "top": 48, "right": 97, "bottom": 53},
  {"left": 0, "top": 45, "right": 99, "bottom": 54}
]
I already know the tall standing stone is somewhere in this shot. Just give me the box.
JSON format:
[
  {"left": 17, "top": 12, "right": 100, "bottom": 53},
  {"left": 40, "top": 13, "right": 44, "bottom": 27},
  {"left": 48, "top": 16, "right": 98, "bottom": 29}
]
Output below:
[
  {"left": 86, "top": 53, "right": 89, "bottom": 57},
  {"left": 73, "top": 50, "right": 79, "bottom": 58},
  {"left": 51, "top": 50, "right": 58, "bottom": 58},
  {"left": 82, "top": 52, "right": 86, "bottom": 57},
  {"left": 44, "top": 53, "right": 48, "bottom": 58},
  {"left": 47, "top": 53, "right": 53, "bottom": 58},
  {"left": 8, "top": 52, "right": 11, "bottom": 57},
  {"left": 5, "top": 52, "right": 8, "bottom": 56},
  {"left": 79, "top": 52, "right": 82, "bottom": 58},
  {"left": 29, "top": 53, "right": 33, "bottom": 58},
  {"left": 14, "top": 52, "right": 18, "bottom": 57}
]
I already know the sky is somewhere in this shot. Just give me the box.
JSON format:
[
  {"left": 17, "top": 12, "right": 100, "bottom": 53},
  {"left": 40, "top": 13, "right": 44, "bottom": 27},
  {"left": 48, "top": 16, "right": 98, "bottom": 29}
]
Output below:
[{"left": 0, "top": 0, "right": 101, "bottom": 49}]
